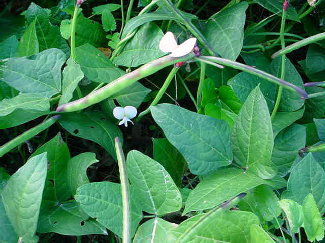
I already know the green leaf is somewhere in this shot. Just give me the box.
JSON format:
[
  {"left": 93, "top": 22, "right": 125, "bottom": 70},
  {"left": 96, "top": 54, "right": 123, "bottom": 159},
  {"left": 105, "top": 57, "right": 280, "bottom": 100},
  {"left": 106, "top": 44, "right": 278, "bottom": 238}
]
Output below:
[
  {"left": 272, "top": 124, "right": 306, "bottom": 176},
  {"left": 184, "top": 168, "right": 265, "bottom": 213},
  {"left": 314, "top": 118, "right": 325, "bottom": 141},
  {"left": 1, "top": 153, "right": 47, "bottom": 242},
  {"left": 112, "top": 82, "right": 151, "bottom": 108},
  {"left": 305, "top": 45, "right": 325, "bottom": 81},
  {"left": 151, "top": 104, "right": 233, "bottom": 175},
  {"left": 38, "top": 201, "right": 107, "bottom": 236},
  {"left": 126, "top": 150, "right": 182, "bottom": 215},
  {"left": 0, "top": 35, "right": 18, "bottom": 59},
  {"left": 253, "top": 0, "right": 300, "bottom": 21},
  {"left": 0, "top": 93, "right": 49, "bottom": 117},
  {"left": 59, "top": 111, "right": 122, "bottom": 159},
  {"left": 231, "top": 86, "right": 276, "bottom": 179},
  {"left": 173, "top": 210, "right": 259, "bottom": 243},
  {"left": 285, "top": 153, "right": 325, "bottom": 213},
  {"left": 59, "top": 58, "right": 84, "bottom": 105},
  {"left": 102, "top": 9, "right": 116, "bottom": 31},
  {"left": 17, "top": 18, "right": 39, "bottom": 57},
  {"left": 92, "top": 3, "right": 121, "bottom": 15},
  {"left": 0, "top": 198, "right": 18, "bottom": 243},
  {"left": 133, "top": 218, "right": 177, "bottom": 243},
  {"left": 75, "top": 181, "right": 142, "bottom": 237},
  {"left": 3, "top": 48, "right": 66, "bottom": 98},
  {"left": 114, "top": 23, "right": 165, "bottom": 67},
  {"left": 270, "top": 57, "right": 305, "bottom": 112},
  {"left": 32, "top": 133, "right": 71, "bottom": 201},
  {"left": 229, "top": 72, "right": 276, "bottom": 110},
  {"left": 272, "top": 108, "right": 304, "bottom": 136},
  {"left": 205, "top": 103, "right": 237, "bottom": 128},
  {"left": 121, "top": 8, "right": 197, "bottom": 39},
  {"left": 278, "top": 199, "right": 303, "bottom": 233},
  {"left": 67, "top": 152, "right": 98, "bottom": 196},
  {"left": 250, "top": 224, "right": 274, "bottom": 243},
  {"left": 153, "top": 138, "right": 186, "bottom": 187},
  {"left": 218, "top": 85, "right": 242, "bottom": 114},
  {"left": 202, "top": 2, "right": 248, "bottom": 60},
  {"left": 75, "top": 44, "right": 124, "bottom": 83},
  {"left": 239, "top": 185, "right": 281, "bottom": 222},
  {"left": 60, "top": 19, "right": 71, "bottom": 39},
  {"left": 302, "top": 194, "right": 324, "bottom": 242}
]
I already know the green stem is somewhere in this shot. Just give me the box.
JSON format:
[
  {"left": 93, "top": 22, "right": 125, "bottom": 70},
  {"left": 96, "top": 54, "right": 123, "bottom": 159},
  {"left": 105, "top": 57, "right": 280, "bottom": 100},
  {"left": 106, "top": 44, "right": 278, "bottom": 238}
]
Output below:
[
  {"left": 0, "top": 116, "right": 59, "bottom": 158},
  {"left": 178, "top": 73, "right": 198, "bottom": 110},
  {"left": 120, "top": 0, "right": 125, "bottom": 37},
  {"left": 197, "top": 56, "right": 308, "bottom": 99},
  {"left": 307, "top": 91, "right": 325, "bottom": 99},
  {"left": 271, "top": 7, "right": 287, "bottom": 120},
  {"left": 138, "top": 67, "right": 178, "bottom": 117},
  {"left": 115, "top": 137, "right": 131, "bottom": 243},
  {"left": 125, "top": 0, "right": 134, "bottom": 24},
  {"left": 306, "top": 143, "right": 325, "bottom": 152},
  {"left": 70, "top": 5, "right": 80, "bottom": 60},
  {"left": 197, "top": 62, "right": 206, "bottom": 112},
  {"left": 57, "top": 55, "right": 193, "bottom": 113}
]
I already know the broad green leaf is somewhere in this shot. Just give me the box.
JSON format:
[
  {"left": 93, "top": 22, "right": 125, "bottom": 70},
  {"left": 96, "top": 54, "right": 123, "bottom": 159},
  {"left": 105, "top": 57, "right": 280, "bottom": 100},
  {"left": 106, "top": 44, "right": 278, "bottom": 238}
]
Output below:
[
  {"left": 278, "top": 199, "right": 303, "bottom": 233},
  {"left": 0, "top": 198, "right": 18, "bottom": 243},
  {"left": 153, "top": 138, "right": 186, "bottom": 186},
  {"left": 303, "top": 86, "right": 325, "bottom": 121},
  {"left": 272, "top": 124, "right": 306, "bottom": 176},
  {"left": 199, "top": 78, "right": 217, "bottom": 112},
  {"left": 59, "top": 111, "right": 122, "bottom": 159},
  {"left": 173, "top": 210, "right": 259, "bottom": 243},
  {"left": 0, "top": 93, "right": 49, "bottom": 116},
  {"left": 133, "top": 218, "right": 177, "bottom": 243},
  {"left": 250, "top": 224, "right": 274, "bottom": 243},
  {"left": 285, "top": 153, "right": 325, "bottom": 213},
  {"left": 218, "top": 86, "right": 242, "bottom": 114},
  {"left": 270, "top": 57, "right": 305, "bottom": 112},
  {"left": 112, "top": 82, "right": 151, "bottom": 108},
  {"left": 32, "top": 133, "right": 71, "bottom": 201},
  {"left": 121, "top": 8, "right": 197, "bottom": 39},
  {"left": 184, "top": 168, "right": 265, "bottom": 213},
  {"left": 67, "top": 152, "right": 98, "bottom": 196},
  {"left": 0, "top": 168, "right": 10, "bottom": 191},
  {"left": 59, "top": 58, "right": 84, "bottom": 105},
  {"left": 92, "top": 3, "right": 120, "bottom": 14},
  {"left": 1, "top": 153, "right": 47, "bottom": 242},
  {"left": 203, "top": 2, "right": 248, "bottom": 60},
  {"left": 231, "top": 86, "right": 276, "bottom": 179},
  {"left": 24, "top": 2, "right": 50, "bottom": 23},
  {"left": 272, "top": 108, "right": 304, "bottom": 136},
  {"left": 305, "top": 45, "right": 325, "bottom": 81},
  {"left": 60, "top": 19, "right": 71, "bottom": 39},
  {"left": 114, "top": 23, "right": 165, "bottom": 67},
  {"left": 0, "top": 35, "right": 18, "bottom": 59},
  {"left": 205, "top": 103, "right": 237, "bottom": 128},
  {"left": 229, "top": 72, "right": 276, "bottom": 110},
  {"left": 38, "top": 201, "right": 107, "bottom": 236},
  {"left": 0, "top": 13, "right": 24, "bottom": 41},
  {"left": 3, "top": 48, "right": 66, "bottom": 97},
  {"left": 127, "top": 150, "right": 182, "bottom": 215},
  {"left": 17, "top": 18, "right": 39, "bottom": 57},
  {"left": 253, "top": 0, "right": 300, "bottom": 21},
  {"left": 314, "top": 118, "right": 325, "bottom": 141},
  {"left": 151, "top": 104, "right": 233, "bottom": 175},
  {"left": 239, "top": 185, "right": 281, "bottom": 222},
  {"left": 75, "top": 182, "right": 142, "bottom": 237},
  {"left": 0, "top": 82, "right": 17, "bottom": 101},
  {"left": 302, "top": 194, "right": 324, "bottom": 242},
  {"left": 75, "top": 44, "right": 124, "bottom": 83},
  {"left": 102, "top": 9, "right": 116, "bottom": 31}
]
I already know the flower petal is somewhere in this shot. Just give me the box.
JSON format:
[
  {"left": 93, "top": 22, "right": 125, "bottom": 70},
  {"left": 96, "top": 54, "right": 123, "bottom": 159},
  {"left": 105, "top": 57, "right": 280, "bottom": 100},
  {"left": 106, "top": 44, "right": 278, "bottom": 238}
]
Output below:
[
  {"left": 170, "top": 38, "right": 197, "bottom": 57},
  {"left": 124, "top": 106, "right": 137, "bottom": 119},
  {"left": 113, "top": 107, "right": 125, "bottom": 119},
  {"left": 159, "top": 32, "right": 178, "bottom": 53}
]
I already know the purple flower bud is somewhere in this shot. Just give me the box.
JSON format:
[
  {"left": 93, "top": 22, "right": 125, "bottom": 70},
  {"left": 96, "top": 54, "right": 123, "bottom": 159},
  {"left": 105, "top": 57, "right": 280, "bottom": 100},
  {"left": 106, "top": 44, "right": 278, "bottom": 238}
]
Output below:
[
  {"left": 193, "top": 45, "right": 201, "bottom": 57},
  {"left": 283, "top": 0, "right": 289, "bottom": 11},
  {"left": 76, "top": 0, "right": 85, "bottom": 6}
]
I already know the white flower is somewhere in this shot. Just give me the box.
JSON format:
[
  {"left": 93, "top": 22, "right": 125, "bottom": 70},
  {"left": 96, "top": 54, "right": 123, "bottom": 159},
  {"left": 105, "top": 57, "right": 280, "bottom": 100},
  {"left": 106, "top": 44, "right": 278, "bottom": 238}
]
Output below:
[
  {"left": 113, "top": 106, "right": 137, "bottom": 127},
  {"left": 159, "top": 32, "right": 197, "bottom": 57}
]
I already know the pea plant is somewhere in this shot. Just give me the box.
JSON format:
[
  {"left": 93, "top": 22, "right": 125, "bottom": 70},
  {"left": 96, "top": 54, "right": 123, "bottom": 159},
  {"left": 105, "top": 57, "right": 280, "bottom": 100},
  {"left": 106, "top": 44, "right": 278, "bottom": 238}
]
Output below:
[{"left": 0, "top": 0, "right": 324, "bottom": 242}]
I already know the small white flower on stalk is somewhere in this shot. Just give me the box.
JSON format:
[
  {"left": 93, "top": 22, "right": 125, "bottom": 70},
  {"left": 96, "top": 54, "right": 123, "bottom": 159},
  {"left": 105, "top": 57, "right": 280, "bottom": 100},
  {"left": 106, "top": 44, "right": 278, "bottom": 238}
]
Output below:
[
  {"left": 113, "top": 106, "right": 137, "bottom": 127},
  {"left": 159, "top": 32, "right": 197, "bottom": 57}
]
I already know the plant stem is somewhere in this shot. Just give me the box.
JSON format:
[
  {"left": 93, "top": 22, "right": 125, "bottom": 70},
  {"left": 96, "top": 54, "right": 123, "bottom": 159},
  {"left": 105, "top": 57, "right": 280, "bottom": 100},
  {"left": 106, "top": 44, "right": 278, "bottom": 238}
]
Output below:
[
  {"left": 125, "top": 0, "right": 134, "bottom": 24},
  {"left": 196, "top": 62, "right": 206, "bottom": 111},
  {"left": 70, "top": 4, "right": 80, "bottom": 60},
  {"left": 138, "top": 67, "right": 179, "bottom": 117},
  {"left": 307, "top": 91, "right": 325, "bottom": 99},
  {"left": 115, "top": 137, "right": 131, "bottom": 243},
  {"left": 120, "top": 0, "right": 125, "bottom": 37},
  {"left": 271, "top": 4, "right": 287, "bottom": 120},
  {"left": 57, "top": 55, "right": 193, "bottom": 113},
  {"left": 0, "top": 116, "right": 60, "bottom": 157},
  {"left": 178, "top": 73, "right": 198, "bottom": 110}
]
